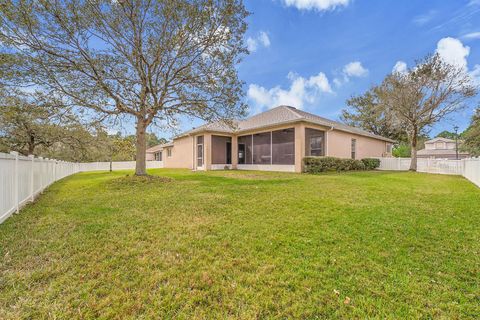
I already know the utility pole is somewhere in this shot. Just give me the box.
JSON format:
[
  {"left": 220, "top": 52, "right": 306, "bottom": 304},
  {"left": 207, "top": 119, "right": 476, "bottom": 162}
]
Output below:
[{"left": 454, "top": 125, "right": 459, "bottom": 160}]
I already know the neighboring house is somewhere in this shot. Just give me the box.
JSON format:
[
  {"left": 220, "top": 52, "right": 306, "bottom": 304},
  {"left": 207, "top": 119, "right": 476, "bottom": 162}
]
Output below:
[
  {"left": 147, "top": 144, "right": 166, "bottom": 161},
  {"left": 146, "top": 105, "right": 394, "bottom": 172},
  {"left": 417, "top": 137, "right": 469, "bottom": 160}
]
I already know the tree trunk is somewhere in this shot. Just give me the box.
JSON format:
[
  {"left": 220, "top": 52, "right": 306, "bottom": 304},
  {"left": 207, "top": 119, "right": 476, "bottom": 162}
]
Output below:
[
  {"left": 28, "top": 135, "right": 35, "bottom": 155},
  {"left": 28, "top": 144, "right": 35, "bottom": 155},
  {"left": 135, "top": 117, "right": 148, "bottom": 176},
  {"left": 409, "top": 131, "right": 418, "bottom": 171}
]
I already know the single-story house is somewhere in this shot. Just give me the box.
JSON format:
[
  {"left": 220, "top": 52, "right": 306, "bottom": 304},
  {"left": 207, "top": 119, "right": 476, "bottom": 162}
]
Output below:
[
  {"left": 146, "top": 105, "right": 394, "bottom": 172},
  {"left": 417, "top": 137, "right": 469, "bottom": 160}
]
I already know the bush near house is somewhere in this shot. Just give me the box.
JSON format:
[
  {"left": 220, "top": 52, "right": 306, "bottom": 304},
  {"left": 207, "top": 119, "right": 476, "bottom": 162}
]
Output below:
[
  {"left": 303, "top": 156, "right": 368, "bottom": 173},
  {"left": 361, "top": 158, "right": 381, "bottom": 170}
]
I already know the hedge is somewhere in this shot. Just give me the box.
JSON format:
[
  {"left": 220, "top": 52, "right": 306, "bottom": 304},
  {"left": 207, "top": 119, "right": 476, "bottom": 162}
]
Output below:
[
  {"left": 361, "top": 158, "right": 381, "bottom": 170},
  {"left": 303, "top": 156, "right": 380, "bottom": 173}
]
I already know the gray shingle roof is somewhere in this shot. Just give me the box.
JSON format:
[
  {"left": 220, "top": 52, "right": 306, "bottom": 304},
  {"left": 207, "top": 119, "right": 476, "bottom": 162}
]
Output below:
[
  {"left": 146, "top": 142, "right": 173, "bottom": 153},
  {"left": 175, "top": 105, "right": 395, "bottom": 142}
]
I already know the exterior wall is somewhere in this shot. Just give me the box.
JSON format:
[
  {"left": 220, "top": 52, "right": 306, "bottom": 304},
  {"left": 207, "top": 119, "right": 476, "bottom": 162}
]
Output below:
[
  {"left": 232, "top": 135, "right": 238, "bottom": 169},
  {"left": 204, "top": 133, "right": 212, "bottom": 170},
  {"left": 151, "top": 122, "right": 392, "bottom": 172},
  {"left": 294, "top": 122, "right": 305, "bottom": 173},
  {"left": 327, "top": 129, "right": 389, "bottom": 159},
  {"left": 163, "top": 136, "right": 194, "bottom": 169},
  {"left": 146, "top": 152, "right": 155, "bottom": 161}
]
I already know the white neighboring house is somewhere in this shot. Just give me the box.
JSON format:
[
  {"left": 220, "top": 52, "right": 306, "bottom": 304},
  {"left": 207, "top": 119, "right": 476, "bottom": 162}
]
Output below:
[{"left": 417, "top": 137, "right": 469, "bottom": 160}]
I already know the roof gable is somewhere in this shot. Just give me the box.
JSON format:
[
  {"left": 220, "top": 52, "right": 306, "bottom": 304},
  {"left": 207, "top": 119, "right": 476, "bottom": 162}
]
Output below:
[
  {"left": 172, "top": 105, "right": 395, "bottom": 143},
  {"left": 426, "top": 137, "right": 456, "bottom": 143}
]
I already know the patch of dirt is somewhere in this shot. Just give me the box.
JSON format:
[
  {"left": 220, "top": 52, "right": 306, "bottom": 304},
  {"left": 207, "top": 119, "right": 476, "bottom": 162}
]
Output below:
[{"left": 105, "top": 174, "right": 172, "bottom": 188}]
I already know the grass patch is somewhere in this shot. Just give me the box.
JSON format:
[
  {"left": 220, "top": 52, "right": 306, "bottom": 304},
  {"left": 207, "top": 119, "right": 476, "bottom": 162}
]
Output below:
[{"left": 0, "top": 169, "right": 479, "bottom": 319}]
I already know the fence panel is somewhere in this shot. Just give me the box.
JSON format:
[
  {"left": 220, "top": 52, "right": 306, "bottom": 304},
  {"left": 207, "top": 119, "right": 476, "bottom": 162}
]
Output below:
[
  {"left": 377, "top": 157, "right": 467, "bottom": 175},
  {"left": 0, "top": 153, "right": 16, "bottom": 223},
  {"left": 464, "top": 158, "right": 480, "bottom": 187},
  {"left": 376, "top": 157, "right": 480, "bottom": 185},
  {"left": 0, "top": 152, "right": 163, "bottom": 224},
  {"left": 417, "top": 159, "right": 464, "bottom": 175}
]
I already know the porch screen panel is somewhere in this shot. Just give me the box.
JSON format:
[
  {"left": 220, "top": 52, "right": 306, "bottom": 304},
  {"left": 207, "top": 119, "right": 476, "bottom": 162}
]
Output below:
[
  {"left": 238, "top": 135, "right": 252, "bottom": 164},
  {"left": 211, "top": 135, "right": 231, "bottom": 164},
  {"left": 252, "top": 132, "right": 271, "bottom": 164},
  {"left": 305, "top": 128, "right": 325, "bottom": 156},
  {"left": 272, "top": 128, "right": 295, "bottom": 165}
]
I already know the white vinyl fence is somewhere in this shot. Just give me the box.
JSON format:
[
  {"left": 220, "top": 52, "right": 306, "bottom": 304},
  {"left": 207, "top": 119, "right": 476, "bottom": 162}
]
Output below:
[
  {"left": 0, "top": 151, "right": 163, "bottom": 224},
  {"left": 376, "top": 157, "right": 480, "bottom": 187}
]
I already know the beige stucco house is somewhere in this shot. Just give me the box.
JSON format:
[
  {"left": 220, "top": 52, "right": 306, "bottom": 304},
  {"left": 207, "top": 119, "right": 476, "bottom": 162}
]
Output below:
[
  {"left": 146, "top": 105, "right": 394, "bottom": 173},
  {"left": 417, "top": 137, "right": 469, "bottom": 159}
]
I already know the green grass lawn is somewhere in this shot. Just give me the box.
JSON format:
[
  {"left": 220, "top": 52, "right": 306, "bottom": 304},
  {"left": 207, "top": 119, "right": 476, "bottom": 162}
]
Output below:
[{"left": 0, "top": 169, "right": 479, "bottom": 319}]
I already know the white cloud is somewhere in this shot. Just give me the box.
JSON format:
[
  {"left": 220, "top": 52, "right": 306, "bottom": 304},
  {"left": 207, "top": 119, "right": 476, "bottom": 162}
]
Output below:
[
  {"left": 247, "top": 31, "right": 271, "bottom": 52},
  {"left": 470, "top": 64, "right": 480, "bottom": 86},
  {"left": 343, "top": 61, "right": 369, "bottom": 77},
  {"left": 412, "top": 10, "right": 436, "bottom": 26},
  {"left": 333, "top": 78, "right": 343, "bottom": 87},
  {"left": 246, "top": 38, "right": 258, "bottom": 52},
  {"left": 462, "top": 32, "right": 480, "bottom": 40},
  {"left": 392, "top": 61, "right": 408, "bottom": 74},
  {"left": 394, "top": 37, "right": 478, "bottom": 88},
  {"left": 258, "top": 31, "right": 271, "bottom": 47},
  {"left": 333, "top": 61, "right": 369, "bottom": 86},
  {"left": 435, "top": 37, "right": 470, "bottom": 70},
  {"left": 282, "top": 0, "right": 350, "bottom": 11},
  {"left": 247, "top": 71, "right": 333, "bottom": 110}
]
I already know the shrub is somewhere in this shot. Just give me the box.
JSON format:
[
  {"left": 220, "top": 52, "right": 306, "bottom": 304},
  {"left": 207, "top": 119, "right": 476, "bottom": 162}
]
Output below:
[
  {"left": 361, "top": 158, "right": 381, "bottom": 170},
  {"left": 341, "top": 159, "right": 366, "bottom": 171},
  {"left": 303, "top": 157, "right": 366, "bottom": 173}
]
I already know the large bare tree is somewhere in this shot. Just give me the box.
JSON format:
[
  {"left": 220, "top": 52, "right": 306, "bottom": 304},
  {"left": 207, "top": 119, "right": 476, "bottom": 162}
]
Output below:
[
  {"left": 377, "top": 54, "right": 476, "bottom": 171},
  {"left": 0, "top": 0, "right": 248, "bottom": 175},
  {"left": 341, "top": 87, "right": 408, "bottom": 143}
]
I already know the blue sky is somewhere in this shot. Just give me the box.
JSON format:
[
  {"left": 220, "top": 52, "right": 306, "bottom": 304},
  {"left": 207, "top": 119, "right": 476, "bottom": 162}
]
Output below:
[{"left": 151, "top": 0, "right": 480, "bottom": 139}]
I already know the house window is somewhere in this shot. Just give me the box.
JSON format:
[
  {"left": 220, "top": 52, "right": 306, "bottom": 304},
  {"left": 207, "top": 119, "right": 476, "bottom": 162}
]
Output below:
[
  {"left": 196, "top": 136, "right": 204, "bottom": 167},
  {"left": 305, "top": 128, "right": 325, "bottom": 156},
  {"left": 155, "top": 151, "right": 162, "bottom": 161},
  {"left": 167, "top": 148, "right": 172, "bottom": 157},
  {"left": 386, "top": 144, "right": 392, "bottom": 154},
  {"left": 272, "top": 128, "right": 295, "bottom": 165},
  {"left": 351, "top": 139, "right": 356, "bottom": 159}
]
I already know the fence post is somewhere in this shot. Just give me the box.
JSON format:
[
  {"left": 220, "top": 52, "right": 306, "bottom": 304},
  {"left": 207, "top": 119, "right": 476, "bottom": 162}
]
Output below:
[
  {"left": 10, "top": 151, "right": 19, "bottom": 213},
  {"left": 29, "top": 155, "right": 35, "bottom": 202}
]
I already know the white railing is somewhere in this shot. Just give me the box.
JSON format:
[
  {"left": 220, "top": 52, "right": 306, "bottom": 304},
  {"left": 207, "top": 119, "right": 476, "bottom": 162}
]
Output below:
[
  {"left": 0, "top": 151, "right": 163, "bottom": 224},
  {"left": 376, "top": 157, "right": 480, "bottom": 187}
]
